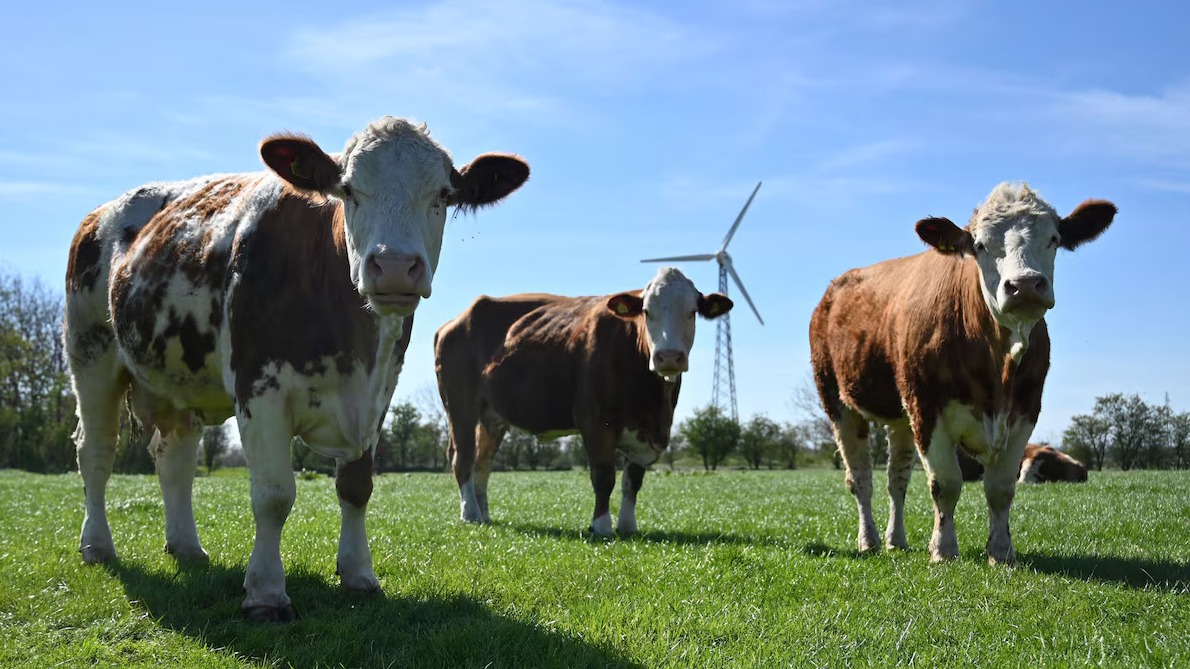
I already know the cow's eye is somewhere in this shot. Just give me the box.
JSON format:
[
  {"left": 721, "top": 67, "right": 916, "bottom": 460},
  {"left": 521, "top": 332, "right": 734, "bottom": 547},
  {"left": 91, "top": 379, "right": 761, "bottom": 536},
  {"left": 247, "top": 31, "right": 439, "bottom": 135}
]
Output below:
[
  {"left": 974, "top": 241, "right": 987, "bottom": 254},
  {"left": 341, "top": 182, "right": 353, "bottom": 198},
  {"left": 1049, "top": 235, "right": 1060, "bottom": 248},
  {"left": 439, "top": 187, "right": 452, "bottom": 202}
]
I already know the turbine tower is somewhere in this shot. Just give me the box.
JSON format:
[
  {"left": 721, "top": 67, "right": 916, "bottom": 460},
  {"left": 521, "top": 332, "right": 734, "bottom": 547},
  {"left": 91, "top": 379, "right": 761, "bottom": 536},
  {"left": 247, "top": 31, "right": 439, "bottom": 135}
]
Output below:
[{"left": 641, "top": 182, "right": 764, "bottom": 422}]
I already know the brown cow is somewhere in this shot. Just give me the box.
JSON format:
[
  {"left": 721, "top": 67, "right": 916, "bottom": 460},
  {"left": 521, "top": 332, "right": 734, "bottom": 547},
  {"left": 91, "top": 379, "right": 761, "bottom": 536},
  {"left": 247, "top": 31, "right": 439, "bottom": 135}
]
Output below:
[
  {"left": 435, "top": 267, "right": 732, "bottom": 535},
  {"left": 959, "top": 444, "right": 1089, "bottom": 483},
  {"left": 809, "top": 183, "right": 1115, "bottom": 563},
  {"left": 64, "top": 117, "right": 528, "bottom": 621}
]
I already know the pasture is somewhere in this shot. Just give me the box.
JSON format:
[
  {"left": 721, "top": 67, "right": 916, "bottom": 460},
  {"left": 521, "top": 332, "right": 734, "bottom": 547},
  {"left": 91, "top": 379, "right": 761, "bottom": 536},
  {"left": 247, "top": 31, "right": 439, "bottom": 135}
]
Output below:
[{"left": 1, "top": 467, "right": 1187, "bottom": 668}]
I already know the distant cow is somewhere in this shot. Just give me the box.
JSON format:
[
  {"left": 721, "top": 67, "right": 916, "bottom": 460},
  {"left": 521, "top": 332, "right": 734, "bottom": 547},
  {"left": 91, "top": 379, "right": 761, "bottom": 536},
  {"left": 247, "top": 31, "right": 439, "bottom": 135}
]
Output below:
[
  {"left": 64, "top": 117, "right": 529, "bottom": 621},
  {"left": 959, "top": 444, "right": 1089, "bottom": 483},
  {"left": 434, "top": 267, "right": 732, "bottom": 535},
  {"left": 809, "top": 183, "right": 1115, "bottom": 564}
]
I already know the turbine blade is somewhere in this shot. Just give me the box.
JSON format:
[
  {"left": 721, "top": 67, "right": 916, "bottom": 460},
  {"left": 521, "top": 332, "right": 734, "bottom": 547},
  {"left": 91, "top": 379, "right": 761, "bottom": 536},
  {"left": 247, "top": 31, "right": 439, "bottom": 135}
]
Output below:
[
  {"left": 720, "top": 181, "right": 762, "bottom": 252},
  {"left": 640, "top": 254, "right": 716, "bottom": 263},
  {"left": 726, "top": 263, "right": 764, "bottom": 325}
]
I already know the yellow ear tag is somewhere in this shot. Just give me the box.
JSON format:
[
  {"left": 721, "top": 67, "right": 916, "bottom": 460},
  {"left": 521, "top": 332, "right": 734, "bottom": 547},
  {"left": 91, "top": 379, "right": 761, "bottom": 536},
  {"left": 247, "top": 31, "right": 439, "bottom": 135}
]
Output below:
[
  {"left": 290, "top": 157, "right": 310, "bottom": 179},
  {"left": 616, "top": 302, "right": 629, "bottom": 315},
  {"left": 708, "top": 303, "right": 719, "bottom": 315}
]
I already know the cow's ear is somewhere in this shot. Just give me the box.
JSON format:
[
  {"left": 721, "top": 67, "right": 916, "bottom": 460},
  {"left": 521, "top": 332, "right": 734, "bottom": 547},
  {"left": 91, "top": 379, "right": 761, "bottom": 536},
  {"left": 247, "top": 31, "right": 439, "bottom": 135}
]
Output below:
[
  {"left": 451, "top": 153, "right": 530, "bottom": 212},
  {"left": 915, "top": 217, "right": 973, "bottom": 256},
  {"left": 1059, "top": 199, "right": 1116, "bottom": 250},
  {"left": 606, "top": 293, "right": 643, "bottom": 319},
  {"left": 698, "top": 293, "right": 734, "bottom": 320},
  {"left": 260, "top": 134, "right": 342, "bottom": 193}
]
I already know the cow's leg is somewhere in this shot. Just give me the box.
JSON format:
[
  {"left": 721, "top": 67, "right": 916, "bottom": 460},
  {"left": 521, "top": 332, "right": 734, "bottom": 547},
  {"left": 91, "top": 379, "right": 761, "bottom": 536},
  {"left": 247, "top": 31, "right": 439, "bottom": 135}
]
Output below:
[
  {"left": 335, "top": 449, "right": 380, "bottom": 592},
  {"left": 71, "top": 354, "right": 127, "bottom": 564},
  {"left": 447, "top": 407, "right": 482, "bottom": 524},
  {"left": 616, "top": 463, "right": 647, "bottom": 535},
  {"left": 884, "top": 420, "right": 915, "bottom": 550},
  {"left": 238, "top": 413, "right": 298, "bottom": 622},
  {"left": 584, "top": 428, "right": 619, "bottom": 536},
  {"left": 983, "top": 423, "right": 1032, "bottom": 565},
  {"left": 152, "top": 420, "right": 209, "bottom": 563},
  {"left": 832, "top": 407, "right": 879, "bottom": 553},
  {"left": 473, "top": 422, "right": 506, "bottom": 524},
  {"left": 922, "top": 430, "right": 963, "bottom": 562}
]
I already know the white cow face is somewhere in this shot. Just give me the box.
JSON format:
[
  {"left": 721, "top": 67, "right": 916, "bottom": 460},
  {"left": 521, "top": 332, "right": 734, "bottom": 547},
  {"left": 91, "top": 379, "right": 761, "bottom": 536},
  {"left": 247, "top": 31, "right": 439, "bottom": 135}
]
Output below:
[
  {"left": 261, "top": 117, "right": 529, "bottom": 316},
  {"left": 606, "top": 267, "right": 733, "bottom": 382},
  {"left": 916, "top": 182, "right": 1116, "bottom": 357}
]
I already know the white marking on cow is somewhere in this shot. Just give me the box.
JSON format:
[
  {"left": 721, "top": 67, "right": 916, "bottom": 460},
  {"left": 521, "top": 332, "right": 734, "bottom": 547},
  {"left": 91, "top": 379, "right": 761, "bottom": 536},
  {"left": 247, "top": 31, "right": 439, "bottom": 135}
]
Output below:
[
  {"left": 337, "top": 495, "right": 379, "bottom": 591},
  {"left": 969, "top": 184, "right": 1061, "bottom": 360},
  {"left": 618, "top": 430, "right": 661, "bottom": 467},
  {"left": 459, "top": 479, "right": 483, "bottom": 523},
  {"left": 590, "top": 512, "right": 613, "bottom": 536},
  {"left": 638, "top": 268, "right": 701, "bottom": 379}
]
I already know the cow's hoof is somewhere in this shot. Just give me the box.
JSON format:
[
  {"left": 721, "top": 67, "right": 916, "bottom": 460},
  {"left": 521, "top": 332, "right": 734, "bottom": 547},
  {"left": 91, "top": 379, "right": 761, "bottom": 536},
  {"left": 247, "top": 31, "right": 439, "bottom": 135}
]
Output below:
[
  {"left": 929, "top": 550, "right": 959, "bottom": 564},
  {"left": 243, "top": 604, "right": 300, "bottom": 623},
  {"left": 165, "top": 543, "right": 210, "bottom": 564},
  {"left": 80, "top": 543, "right": 117, "bottom": 564},
  {"left": 885, "top": 536, "right": 910, "bottom": 551},
  {"left": 340, "top": 573, "right": 382, "bottom": 594},
  {"left": 588, "top": 514, "right": 613, "bottom": 537},
  {"left": 987, "top": 549, "right": 1016, "bottom": 566}
]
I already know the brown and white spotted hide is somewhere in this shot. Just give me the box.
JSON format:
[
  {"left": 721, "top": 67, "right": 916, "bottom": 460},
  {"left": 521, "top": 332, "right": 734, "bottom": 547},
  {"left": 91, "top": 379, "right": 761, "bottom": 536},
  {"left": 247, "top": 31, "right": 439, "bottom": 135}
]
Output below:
[
  {"left": 63, "top": 116, "right": 529, "bottom": 622},
  {"left": 434, "top": 267, "right": 731, "bottom": 536},
  {"left": 809, "top": 182, "right": 1115, "bottom": 564}
]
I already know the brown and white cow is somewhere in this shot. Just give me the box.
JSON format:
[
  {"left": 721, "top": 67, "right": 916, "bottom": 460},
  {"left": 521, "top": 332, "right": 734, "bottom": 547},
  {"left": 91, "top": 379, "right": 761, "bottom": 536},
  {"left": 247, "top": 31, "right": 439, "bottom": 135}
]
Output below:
[
  {"left": 809, "top": 183, "right": 1115, "bottom": 564},
  {"left": 959, "top": 443, "right": 1089, "bottom": 483},
  {"left": 434, "top": 267, "right": 732, "bottom": 535},
  {"left": 64, "top": 117, "right": 528, "bottom": 621}
]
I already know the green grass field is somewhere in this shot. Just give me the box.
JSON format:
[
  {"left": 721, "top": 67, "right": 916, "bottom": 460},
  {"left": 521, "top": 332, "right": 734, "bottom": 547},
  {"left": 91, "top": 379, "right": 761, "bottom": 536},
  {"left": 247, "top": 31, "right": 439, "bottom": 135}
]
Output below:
[{"left": 1, "top": 467, "right": 1187, "bottom": 668}]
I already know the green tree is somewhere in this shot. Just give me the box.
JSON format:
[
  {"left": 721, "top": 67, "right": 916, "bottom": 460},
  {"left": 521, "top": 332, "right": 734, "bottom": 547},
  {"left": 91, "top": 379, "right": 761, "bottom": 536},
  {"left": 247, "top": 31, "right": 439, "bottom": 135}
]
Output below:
[
  {"left": 739, "top": 414, "right": 781, "bottom": 470},
  {"left": 1097, "top": 393, "right": 1163, "bottom": 471},
  {"left": 201, "top": 424, "right": 231, "bottom": 471},
  {"left": 0, "top": 271, "right": 74, "bottom": 472},
  {"left": 772, "top": 422, "right": 802, "bottom": 470},
  {"left": 1063, "top": 413, "right": 1111, "bottom": 471},
  {"left": 1168, "top": 411, "right": 1190, "bottom": 470},
  {"left": 679, "top": 405, "right": 739, "bottom": 471},
  {"left": 377, "top": 402, "right": 421, "bottom": 472}
]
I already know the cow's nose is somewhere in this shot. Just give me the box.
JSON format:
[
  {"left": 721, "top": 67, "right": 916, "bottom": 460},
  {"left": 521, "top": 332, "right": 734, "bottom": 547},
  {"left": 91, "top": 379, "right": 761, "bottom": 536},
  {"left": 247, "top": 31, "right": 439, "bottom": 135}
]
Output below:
[
  {"left": 1004, "top": 274, "right": 1049, "bottom": 299},
  {"left": 653, "top": 349, "right": 687, "bottom": 371},
  {"left": 364, "top": 250, "right": 426, "bottom": 295}
]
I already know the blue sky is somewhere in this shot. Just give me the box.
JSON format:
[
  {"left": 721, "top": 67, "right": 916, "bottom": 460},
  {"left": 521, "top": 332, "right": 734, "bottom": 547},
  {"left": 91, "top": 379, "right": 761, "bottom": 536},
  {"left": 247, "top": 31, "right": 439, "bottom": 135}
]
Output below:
[{"left": 2, "top": 0, "right": 1187, "bottom": 443}]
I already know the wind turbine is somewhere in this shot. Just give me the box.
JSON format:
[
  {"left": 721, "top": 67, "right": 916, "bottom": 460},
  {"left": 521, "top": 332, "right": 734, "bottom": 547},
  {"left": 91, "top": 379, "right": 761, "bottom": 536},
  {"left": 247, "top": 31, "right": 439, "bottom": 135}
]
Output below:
[{"left": 641, "top": 182, "right": 764, "bottom": 423}]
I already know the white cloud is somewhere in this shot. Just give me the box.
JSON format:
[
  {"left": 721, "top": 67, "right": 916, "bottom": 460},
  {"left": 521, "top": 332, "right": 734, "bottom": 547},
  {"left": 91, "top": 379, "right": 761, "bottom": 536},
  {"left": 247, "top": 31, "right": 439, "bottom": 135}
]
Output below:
[
  {"left": 1043, "top": 81, "right": 1190, "bottom": 169},
  {"left": 0, "top": 180, "right": 101, "bottom": 199},
  {"left": 278, "top": 0, "right": 717, "bottom": 123}
]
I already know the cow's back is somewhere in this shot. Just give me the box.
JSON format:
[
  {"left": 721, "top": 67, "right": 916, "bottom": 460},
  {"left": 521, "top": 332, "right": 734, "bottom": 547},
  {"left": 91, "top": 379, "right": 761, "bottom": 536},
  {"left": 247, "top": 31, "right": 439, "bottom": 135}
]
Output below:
[{"left": 65, "top": 176, "right": 257, "bottom": 407}]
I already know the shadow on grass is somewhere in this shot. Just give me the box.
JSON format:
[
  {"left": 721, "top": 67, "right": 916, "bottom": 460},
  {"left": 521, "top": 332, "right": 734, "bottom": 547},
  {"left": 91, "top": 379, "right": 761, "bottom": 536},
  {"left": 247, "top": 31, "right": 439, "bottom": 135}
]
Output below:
[
  {"left": 800, "top": 542, "right": 1190, "bottom": 592},
  {"left": 502, "top": 521, "right": 790, "bottom": 549},
  {"left": 1018, "top": 551, "right": 1190, "bottom": 592},
  {"left": 103, "top": 559, "right": 642, "bottom": 669}
]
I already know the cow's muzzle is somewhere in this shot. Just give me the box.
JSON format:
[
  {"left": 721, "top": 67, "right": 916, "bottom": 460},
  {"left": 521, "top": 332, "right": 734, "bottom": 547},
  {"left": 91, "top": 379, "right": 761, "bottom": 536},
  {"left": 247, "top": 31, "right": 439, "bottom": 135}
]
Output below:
[
  {"left": 652, "top": 349, "right": 688, "bottom": 382},
  {"left": 362, "top": 249, "right": 431, "bottom": 315},
  {"left": 1001, "top": 274, "right": 1054, "bottom": 318}
]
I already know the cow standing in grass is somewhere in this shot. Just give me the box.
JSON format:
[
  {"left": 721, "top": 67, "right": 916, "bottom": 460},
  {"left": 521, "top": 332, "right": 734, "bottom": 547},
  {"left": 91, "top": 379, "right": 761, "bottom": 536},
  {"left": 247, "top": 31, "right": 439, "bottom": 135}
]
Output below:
[
  {"left": 64, "top": 117, "right": 529, "bottom": 621},
  {"left": 434, "top": 267, "right": 732, "bottom": 535},
  {"left": 809, "top": 183, "right": 1115, "bottom": 563}
]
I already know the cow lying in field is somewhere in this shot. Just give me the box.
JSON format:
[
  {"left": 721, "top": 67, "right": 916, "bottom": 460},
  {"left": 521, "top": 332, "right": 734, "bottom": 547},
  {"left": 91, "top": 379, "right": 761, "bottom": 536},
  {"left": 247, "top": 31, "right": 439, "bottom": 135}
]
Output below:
[
  {"left": 809, "top": 183, "right": 1115, "bottom": 563},
  {"left": 64, "top": 116, "right": 529, "bottom": 621},
  {"left": 434, "top": 267, "right": 732, "bottom": 535},
  {"left": 958, "top": 443, "right": 1089, "bottom": 483}
]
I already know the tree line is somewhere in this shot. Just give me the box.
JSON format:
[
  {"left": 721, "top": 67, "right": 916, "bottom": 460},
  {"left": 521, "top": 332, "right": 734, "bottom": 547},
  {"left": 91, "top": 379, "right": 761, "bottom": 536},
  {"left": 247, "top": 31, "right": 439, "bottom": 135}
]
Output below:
[{"left": 2, "top": 265, "right": 1186, "bottom": 474}]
